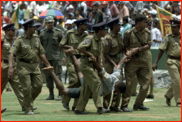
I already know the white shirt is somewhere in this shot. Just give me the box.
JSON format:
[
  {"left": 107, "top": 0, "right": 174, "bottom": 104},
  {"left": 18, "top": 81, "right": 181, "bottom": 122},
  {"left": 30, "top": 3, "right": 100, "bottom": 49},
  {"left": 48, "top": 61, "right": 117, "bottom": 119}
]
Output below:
[
  {"left": 100, "top": 68, "right": 121, "bottom": 97},
  {"left": 151, "top": 28, "right": 162, "bottom": 47},
  {"left": 30, "top": 1, "right": 36, "bottom": 15},
  {"left": 135, "top": 1, "right": 144, "bottom": 14}
]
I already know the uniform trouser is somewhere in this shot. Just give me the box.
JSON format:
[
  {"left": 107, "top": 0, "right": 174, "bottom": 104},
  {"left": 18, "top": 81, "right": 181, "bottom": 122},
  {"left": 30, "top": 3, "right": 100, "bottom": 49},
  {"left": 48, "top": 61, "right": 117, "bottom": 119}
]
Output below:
[
  {"left": 131, "top": 75, "right": 138, "bottom": 95},
  {"left": 17, "top": 62, "right": 43, "bottom": 112},
  {"left": 165, "top": 58, "right": 181, "bottom": 104},
  {"left": 121, "top": 57, "right": 150, "bottom": 106},
  {"left": 62, "top": 57, "right": 80, "bottom": 107},
  {"left": 44, "top": 60, "right": 62, "bottom": 89},
  {"left": 76, "top": 61, "right": 102, "bottom": 111},
  {"left": 1, "top": 63, "right": 24, "bottom": 107},
  {"left": 103, "top": 56, "right": 121, "bottom": 108}
]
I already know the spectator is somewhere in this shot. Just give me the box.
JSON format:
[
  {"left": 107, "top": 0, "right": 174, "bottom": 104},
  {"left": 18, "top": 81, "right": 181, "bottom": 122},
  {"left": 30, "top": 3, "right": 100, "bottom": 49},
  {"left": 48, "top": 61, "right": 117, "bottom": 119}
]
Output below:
[
  {"left": 86, "top": 1, "right": 94, "bottom": 8},
  {"left": 93, "top": 1, "right": 103, "bottom": 24},
  {"left": 164, "top": 1, "right": 180, "bottom": 14},
  {"left": 78, "top": 1, "right": 87, "bottom": 16},
  {"left": 60, "top": 1, "right": 67, "bottom": 16},
  {"left": 87, "top": 7, "right": 93, "bottom": 23},
  {"left": 135, "top": 1, "right": 144, "bottom": 14},
  {"left": 71, "top": 19, "right": 77, "bottom": 29},
  {"left": 144, "top": 1, "right": 153, "bottom": 10},
  {"left": 124, "top": 1, "right": 134, "bottom": 16},
  {"left": 65, "top": 19, "right": 73, "bottom": 30},
  {"left": 29, "top": 12, "right": 34, "bottom": 19},
  {"left": 80, "top": 6, "right": 87, "bottom": 18},
  {"left": 101, "top": 1, "right": 111, "bottom": 22},
  {"left": 33, "top": 16, "right": 39, "bottom": 23},
  {"left": 3, "top": 11, "right": 10, "bottom": 24},
  {"left": 23, "top": 3, "right": 32, "bottom": 21},
  {"left": 151, "top": 19, "right": 162, "bottom": 47},
  {"left": 34, "top": 1, "right": 40, "bottom": 17},
  {"left": 75, "top": 8, "right": 83, "bottom": 20},
  {"left": 121, "top": 16, "right": 131, "bottom": 38},
  {"left": 91, "top": 11, "right": 97, "bottom": 24},
  {"left": 119, "top": 2, "right": 129, "bottom": 21},
  {"left": 17, "top": 21, "right": 24, "bottom": 37},
  {"left": 30, "top": 1, "right": 36, "bottom": 15},
  {"left": 131, "top": 13, "right": 136, "bottom": 21},
  {"left": 109, "top": 1, "right": 119, "bottom": 18}
]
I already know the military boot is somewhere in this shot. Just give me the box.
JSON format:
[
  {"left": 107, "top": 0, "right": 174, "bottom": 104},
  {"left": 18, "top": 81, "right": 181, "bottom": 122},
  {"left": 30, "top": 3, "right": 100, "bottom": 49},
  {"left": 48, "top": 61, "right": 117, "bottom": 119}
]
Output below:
[{"left": 46, "top": 89, "right": 54, "bottom": 100}]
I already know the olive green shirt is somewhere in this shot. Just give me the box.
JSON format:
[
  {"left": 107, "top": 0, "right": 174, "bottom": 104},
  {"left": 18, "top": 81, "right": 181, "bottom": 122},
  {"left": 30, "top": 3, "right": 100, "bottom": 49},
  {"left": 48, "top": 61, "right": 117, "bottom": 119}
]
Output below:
[
  {"left": 159, "top": 33, "right": 181, "bottom": 57},
  {"left": 39, "top": 27, "right": 63, "bottom": 60},
  {"left": 103, "top": 32, "right": 124, "bottom": 56},
  {"left": 60, "top": 29, "right": 88, "bottom": 55},
  {"left": 9, "top": 33, "right": 45, "bottom": 62},
  {"left": 78, "top": 34, "right": 102, "bottom": 57}
]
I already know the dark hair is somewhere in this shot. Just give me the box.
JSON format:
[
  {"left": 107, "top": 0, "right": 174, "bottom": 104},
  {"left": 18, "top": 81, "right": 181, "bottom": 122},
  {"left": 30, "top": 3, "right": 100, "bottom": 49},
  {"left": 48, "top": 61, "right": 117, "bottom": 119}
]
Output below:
[
  {"left": 92, "top": 11, "right": 97, "bottom": 15},
  {"left": 153, "top": 19, "right": 159, "bottom": 25},
  {"left": 76, "top": 7, "right": 81, "bottom": 14},
  {"left": 117, "top": 81, "right": 126, "bottom": 93},
  {"left": 94, "top": 29, "right": 100, "bottom": 33},
  {"left": 131, "top": 13, "right": 136, "bottom": 17},
  {"left": 123, "top": 16, "right": 128, "bottom": 23},
  {"left": 87, "top": 7, "right": 93, "bottom": 12},
  {"left": 135, "top": 14, "right": 147, "bottom": 25},
  {"left": 24, "top": 26, "right": 29, "bottom": 31}
]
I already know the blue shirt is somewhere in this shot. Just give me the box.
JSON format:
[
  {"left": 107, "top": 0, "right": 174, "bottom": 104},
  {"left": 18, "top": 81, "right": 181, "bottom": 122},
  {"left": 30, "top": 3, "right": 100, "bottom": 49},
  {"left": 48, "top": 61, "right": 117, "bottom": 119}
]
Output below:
[
  {"left": 19, "top": 9, "right": 24, "bottom": 20},
  {"left": 121, "top": 23, "right": 131, "bottom": 38}
]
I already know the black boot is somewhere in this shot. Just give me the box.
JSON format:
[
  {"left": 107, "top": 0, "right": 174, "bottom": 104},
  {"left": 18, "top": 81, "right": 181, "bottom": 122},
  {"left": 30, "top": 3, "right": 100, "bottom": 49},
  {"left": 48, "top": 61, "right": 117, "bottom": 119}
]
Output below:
[
  {"left": 55, "top": 92, "right": 62, "bottom": 101},
  {"left": 46, "top": 89, "right": 54, "bottom": 100}
]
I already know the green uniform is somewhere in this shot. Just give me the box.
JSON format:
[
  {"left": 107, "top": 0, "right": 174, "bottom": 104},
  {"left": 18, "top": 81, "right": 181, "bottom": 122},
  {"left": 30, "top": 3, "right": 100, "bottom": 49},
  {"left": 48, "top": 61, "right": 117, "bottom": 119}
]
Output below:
[
  {"left": 102, "top": 32, "right": 124, "bottom": 109},
  {"left": 60, "top": 29, "right": 88, "bottom": 107},
  {"left": 122, "top": 27, "right": 152, "bottom": 106},
  {"left": 75, "top": 34, "right": 103, "bottom": 111},
  {"left": 9, "top": 33, "right": 45, "bottom": 112},
  {"left": 159, "top": 33, "right": 181, "bottom": 104},
  {"left": 39, "top": 27, "right": 63, "bottom": 90},
  {"left": 1, "top": 35, "right": 24, "bottom": 107}
]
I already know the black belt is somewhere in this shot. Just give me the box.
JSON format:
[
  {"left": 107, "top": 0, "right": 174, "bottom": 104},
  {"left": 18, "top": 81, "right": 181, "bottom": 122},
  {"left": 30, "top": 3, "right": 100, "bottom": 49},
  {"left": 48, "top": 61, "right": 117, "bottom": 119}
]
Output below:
[
  {"left": 82, "top": 56, "right": 88, "bottom": 59},
  {"left": 19, "top": 59, "right": 38, "bottom": 64},
  {"left": 168, "top": 55, "right": 181, "bottom": 60},
  {"left": 1, "top": 59, "right": 8, "bottom": 63},
  {"left": 67, "top": 54, "right": 81, "bottom": 59}
]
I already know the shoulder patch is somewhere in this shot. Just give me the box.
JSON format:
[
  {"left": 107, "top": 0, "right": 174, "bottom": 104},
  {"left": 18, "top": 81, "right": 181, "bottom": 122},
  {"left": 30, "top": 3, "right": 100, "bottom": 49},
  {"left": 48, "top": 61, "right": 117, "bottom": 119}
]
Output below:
[
  {"left": 40, "top": 29, "right": 46, "bottom": 32},
  {"left": 84, "top": 39, "right": 90, "bottom": 44},
  {"left": 162, "top": 38, "right": 165, "bottom": 43},
  {"left": 105, "top": 41, "right": 109, "bottom": 46}
]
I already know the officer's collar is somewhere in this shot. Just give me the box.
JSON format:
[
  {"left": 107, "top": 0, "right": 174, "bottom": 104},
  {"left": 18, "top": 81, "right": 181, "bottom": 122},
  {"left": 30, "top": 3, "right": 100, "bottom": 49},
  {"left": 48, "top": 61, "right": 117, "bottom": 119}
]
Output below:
[
  {"left": 134, "top": 27, "right": 145, "bottom": 34},
  {"left": 75, "top": 29, "right": 87, "bottom": 36},
  {"left": 171, "top": 33, "right": 181, "bottom": 38},
  {"left": 5, "top": 35, "right": 13, "bottom": 41},
  {"left": 94, "top": 33, "right": 99, "bottom": 41},
  {"left": 46, "top": 27, "right": 54, "bottom": 32},
  {"left": 110, "top": 31, "right": 117, "bottom": 37}
]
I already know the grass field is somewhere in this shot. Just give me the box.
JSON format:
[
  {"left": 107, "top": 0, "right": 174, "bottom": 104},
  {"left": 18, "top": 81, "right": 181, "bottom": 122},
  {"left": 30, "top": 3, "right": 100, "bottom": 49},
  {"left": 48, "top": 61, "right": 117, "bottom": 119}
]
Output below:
[{"left": 1, "top": 83, "right": 181, "bottom": 121}]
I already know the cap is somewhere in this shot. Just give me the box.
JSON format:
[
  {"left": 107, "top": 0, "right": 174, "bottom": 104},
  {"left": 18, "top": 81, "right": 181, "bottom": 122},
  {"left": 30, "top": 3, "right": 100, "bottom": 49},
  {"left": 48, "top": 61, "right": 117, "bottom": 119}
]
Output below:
[
  {"left": 93, "top": 1, "right": 100, "bottom": 6},
  {"left": 92, "top": 22, "right": 107, "bottom": 30},
  {"left": 74, "top": 18, "right": 88, "bottom": 25},
  {"left": 33, "top": 16, "right": 39, "bottom": 20},
  {"left": 65, "top": 19, "right": 73, "bottom": 25},
  {"left": 2, "top": 23, "right": 17, "bottom": 31},
  {"left": 107, "top": 17, "right": 121, "bottom": 27},
  {"left": 72, "top": 19, "right": 77, "bottom": 24},
  {"left": 22, "top": 19, "right": 37, "bottom": 27},
  {"left": 150, "top": 10, "right": 157, "bottom": 15},
  {"left": 87, "top": 23, "right": 94, "bottom": 32},
  {"left": 45, "top": 16, "right": 55, "bottom": 23},
  {"left": 34, "top": 22, "right": 42, "bottom": 27},
  {"left": 68, "top": 4, "right": 74, "bottom": 9},
  {"left": 102, "top": 1, "right": 108, "bottom": 5},
  {"left": 169, "top": 19, "right": 181, "bottom": 27}
]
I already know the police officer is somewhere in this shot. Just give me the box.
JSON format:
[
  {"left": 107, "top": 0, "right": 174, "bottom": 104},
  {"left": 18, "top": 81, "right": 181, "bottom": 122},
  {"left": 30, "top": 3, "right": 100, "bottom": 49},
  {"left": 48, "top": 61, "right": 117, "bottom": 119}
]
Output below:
[
  {"left": 152, "top": 19, "right": 181, "bottom": 107},
  {"left": 121, "top": 14, "right": 152, "bottom": 112},
  {"left": 1, "top": 23, "right": 24, "bottom": 111},
  {"left": 59, "top": 18, "right": 89, "bottom": 110},
  {"left": 39, "top": 16, "right": 63, "bottom": 101},
  {"left": 74, "top": 22, "right": 109, "bottom": 114},
  {"left": 102, "top": 17, "right": 124, "bottom": 112},
  {"left": 8, "top": 19, "right": 53, "bottom": 115}
]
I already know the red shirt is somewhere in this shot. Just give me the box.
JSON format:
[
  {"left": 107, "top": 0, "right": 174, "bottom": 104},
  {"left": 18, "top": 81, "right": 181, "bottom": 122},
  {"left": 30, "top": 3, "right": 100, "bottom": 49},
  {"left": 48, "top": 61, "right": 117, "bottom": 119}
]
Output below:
[
  {"left": 86, "top": 1, "right": 94, "bottom": 7},
  {"left": 110, "top": 3, "right": 119, "bottom": 17}
]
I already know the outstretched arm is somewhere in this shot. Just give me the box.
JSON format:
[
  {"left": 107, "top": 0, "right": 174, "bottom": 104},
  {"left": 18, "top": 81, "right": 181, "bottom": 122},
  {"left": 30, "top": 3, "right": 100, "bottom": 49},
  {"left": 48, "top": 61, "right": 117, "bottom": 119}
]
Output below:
[{"left": 42, "top": 68, "right": 69, "bottom": 96}]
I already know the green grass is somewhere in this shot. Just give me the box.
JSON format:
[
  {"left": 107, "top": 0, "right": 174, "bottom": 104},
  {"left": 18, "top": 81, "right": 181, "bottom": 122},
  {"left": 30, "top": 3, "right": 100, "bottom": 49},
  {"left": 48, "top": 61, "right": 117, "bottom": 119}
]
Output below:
[{"left": 1, "top": 83, "right": 181, "bottom": 121}]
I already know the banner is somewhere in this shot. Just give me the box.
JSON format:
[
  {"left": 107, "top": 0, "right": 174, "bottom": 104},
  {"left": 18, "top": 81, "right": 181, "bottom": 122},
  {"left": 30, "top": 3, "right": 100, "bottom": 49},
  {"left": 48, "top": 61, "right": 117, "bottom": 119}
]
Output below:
[
  {"left": 10, "top": 4, "right": 20, "bottom": 29},
  {"left": 156, "top": 6, "right": 173, "bottom": 38}
]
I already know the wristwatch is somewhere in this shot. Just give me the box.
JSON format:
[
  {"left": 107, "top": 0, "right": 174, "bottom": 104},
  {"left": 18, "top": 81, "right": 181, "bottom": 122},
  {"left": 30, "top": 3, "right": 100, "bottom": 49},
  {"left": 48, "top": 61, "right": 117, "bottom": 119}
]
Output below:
[{"left": 138, "top": 47, "right": 141, "bottom": 52}]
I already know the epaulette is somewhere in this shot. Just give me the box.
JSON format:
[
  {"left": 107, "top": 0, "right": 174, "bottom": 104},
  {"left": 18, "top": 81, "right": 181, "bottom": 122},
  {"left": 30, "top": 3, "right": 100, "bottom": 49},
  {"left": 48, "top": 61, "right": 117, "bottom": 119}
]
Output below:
[
  {"left": 67, "top": 29, "right": 75, "bottom": 34},
  {"left": 33, "top": 34, "right": 39, "bottom": 37},
  {"left": 166, "top": 34, "right": 172, "bottom": 37},
  {"left": 85, "top": 35, "right": 93, "bottom": 39},
  {"left": 54, "top": 27, "right": 61, "bottom": 31},
  {"left": 40, "top": 29, "right": 46, "bottom": 32},
  {"left": 144, "top": 28, "right": 151, "bottom": 33},
  {"left": 104, "top": 34, "right": 112, "bottom": 40},
  {"left": 125, "top": 28, "right": 133, "bottom": 34}
]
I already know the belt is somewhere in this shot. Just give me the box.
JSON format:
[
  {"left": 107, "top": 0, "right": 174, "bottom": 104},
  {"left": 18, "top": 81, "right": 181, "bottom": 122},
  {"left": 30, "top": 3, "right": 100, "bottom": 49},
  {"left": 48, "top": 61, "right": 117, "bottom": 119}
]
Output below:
[
  {"left": 168, "top": 55, "right": 181, "bottom": 60},
  {"left": 1, "top": 59, "right": 8, "bottom": 63},
  {"left": 134, "top": 53, "right": 145, "bottom": 58},
  {"left": 19, "top": 59, "right": 38, "bottom": 64}
]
